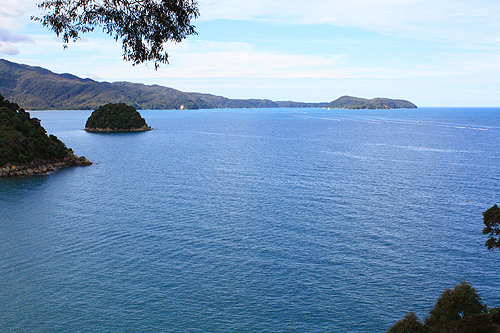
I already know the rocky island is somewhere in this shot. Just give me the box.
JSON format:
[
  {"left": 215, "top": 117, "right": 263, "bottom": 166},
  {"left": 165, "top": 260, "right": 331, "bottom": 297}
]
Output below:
[
  {"left": 85, "top": 103, "right": 151, "bottom": 132},
  {"left": 0, "top": 94, "right": 91, "bottom": 177}
]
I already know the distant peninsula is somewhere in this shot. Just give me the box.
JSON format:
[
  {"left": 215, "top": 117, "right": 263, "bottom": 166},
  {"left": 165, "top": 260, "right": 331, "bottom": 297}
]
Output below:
[
  {"left": 85, "top": 103, "right": 151, "bottom": 132},
  {"left": 0, "top": 94, "right": 91, "bottom": 177},
  {"left": 326, "top": 96, "right": 417, "bottom": 109},
  {"left": 0, "top": 59, "right": 416, "bottom": 111}
]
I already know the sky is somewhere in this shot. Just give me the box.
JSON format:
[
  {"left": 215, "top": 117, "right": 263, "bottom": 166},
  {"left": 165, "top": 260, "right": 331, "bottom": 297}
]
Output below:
[{"left": 1, "top": 0, "right": 500, "bottom": 106}]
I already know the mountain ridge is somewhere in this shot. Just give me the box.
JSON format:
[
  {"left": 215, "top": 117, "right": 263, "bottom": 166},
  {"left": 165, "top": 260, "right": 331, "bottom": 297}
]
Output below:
[{"left": 0, "top": 59, "right": 416, "bottom": 110}]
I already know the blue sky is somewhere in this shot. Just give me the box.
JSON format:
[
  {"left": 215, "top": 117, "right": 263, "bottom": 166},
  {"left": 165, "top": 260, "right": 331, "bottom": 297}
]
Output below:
[{"left": 1, "top": 0, "right": 500, "bottom": 106}]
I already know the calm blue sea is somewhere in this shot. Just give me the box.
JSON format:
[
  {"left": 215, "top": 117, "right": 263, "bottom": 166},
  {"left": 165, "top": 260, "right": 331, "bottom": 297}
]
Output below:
[{"left": 1, "top": 107, "right": 499, "bottom": 332}]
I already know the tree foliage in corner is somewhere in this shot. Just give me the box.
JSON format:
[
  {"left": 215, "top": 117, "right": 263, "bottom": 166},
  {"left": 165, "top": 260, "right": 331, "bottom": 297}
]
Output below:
[
  {"left": 32, "top": 0, "right": 199, "bottom": 69},
  {"left": 424, "top": 280, "right": 487, "bottom": 333},
  {"left": 387, "top": 281, "right": 497, "bottom": 333},
  {"left": 483, "top": 204, "right": 500, "bottom": 251}
]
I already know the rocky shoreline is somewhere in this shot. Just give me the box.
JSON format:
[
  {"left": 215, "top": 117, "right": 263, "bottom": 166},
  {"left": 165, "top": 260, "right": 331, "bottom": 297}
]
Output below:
[
  {"left": 85, "top": 125, "right": 151, "bottom": 132},
  {"left": 0, "top": 150, "right": 92, "bottom": 177}
]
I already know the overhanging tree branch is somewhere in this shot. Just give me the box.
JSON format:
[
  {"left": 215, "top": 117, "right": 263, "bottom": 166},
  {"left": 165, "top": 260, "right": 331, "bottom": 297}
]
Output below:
[{"left": 32, "top": 0, "right": 199, "bottom": 69}]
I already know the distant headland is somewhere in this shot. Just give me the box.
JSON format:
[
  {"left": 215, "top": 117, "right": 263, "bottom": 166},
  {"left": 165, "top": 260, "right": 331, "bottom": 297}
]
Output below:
[
  {"left": 0, "top": 59, "right": 416, "bottom": 111},
  {"left": 326, "top": 96, "right": 417, "bottom": 110}
]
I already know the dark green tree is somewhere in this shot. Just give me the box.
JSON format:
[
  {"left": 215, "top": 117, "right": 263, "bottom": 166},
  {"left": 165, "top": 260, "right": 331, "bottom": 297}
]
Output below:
[
  {"left": 424, "top": 280, "right": 487, "bottom": 333},
  {"left": 85, "top": 103, "right": 150, "bottom": 131},
  {"left": 32, "top": 0, "right": 199, "bottom": 69},
  {"left": 0, "top": 94, "right": 21, "bottom": 112},
  {"left": 0, "top": 94, "right": 73, "bottom": 166},
  {"left": 489, "top": 307, "right": 500, "bottom": 325},
  {"left": 452, "top": 313, "right": 496, "bottom": 333},
  {"left": 483, "top": 204, "right": 500, "bottom": 251},
  {"left": 387, "top": 312, "right": 424, "bottom": 333}
]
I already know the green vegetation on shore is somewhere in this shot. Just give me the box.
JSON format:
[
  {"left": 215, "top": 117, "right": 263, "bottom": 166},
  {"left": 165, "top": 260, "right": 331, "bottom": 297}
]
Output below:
[
  {"left": 0, "top": 94, "right": 69, "bottom": 166},
  {"left": 85, "top": 103, "right": 151, "bottom": 132},
  {"left": 0, "top": 93, "right": 91, "bottom": 175}
]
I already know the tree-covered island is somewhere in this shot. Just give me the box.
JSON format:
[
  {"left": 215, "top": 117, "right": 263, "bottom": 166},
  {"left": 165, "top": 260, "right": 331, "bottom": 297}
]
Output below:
[
  {"left": 85, "top": 103, "right": 151, "bottom": 132},
  {"left": 0, "top": 94, "right": 91, "bottom": 177}
]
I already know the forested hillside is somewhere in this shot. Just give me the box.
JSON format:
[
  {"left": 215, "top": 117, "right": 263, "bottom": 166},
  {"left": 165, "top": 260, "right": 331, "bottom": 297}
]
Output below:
[
  {"left": 0, "top": 59, "right": 210, "bottom": 110},
  {"left": 0, "top": 59, "right": 312, "bottom": 110},
  {"left": 0, "top": 59, "right": 417, "bottom": 111},
  {"left": 0, "top": 93, "right": 91, "bottom": 176}
]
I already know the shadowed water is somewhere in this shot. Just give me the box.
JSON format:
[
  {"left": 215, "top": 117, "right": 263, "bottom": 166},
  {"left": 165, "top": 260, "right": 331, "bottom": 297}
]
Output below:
[{"left": 1, "top": 107, "right": 499, "bottom": 332}]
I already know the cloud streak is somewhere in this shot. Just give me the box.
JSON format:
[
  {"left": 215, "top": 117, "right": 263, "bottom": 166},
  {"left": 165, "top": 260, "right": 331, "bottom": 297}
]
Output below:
[
  {"left": 0, "top": 27, "right": 34, "bottom": 43},
  {"left": 0, "top": 26, "right": 35, "bottom": 55},
  {"left": 0, "top": 43, "right": 21, "bottom": 55},
  {"left": 12, "top": 35, "right": 493, "bottom": 82},
  {"left": 0, "top": 0, "right": 38, "bottom": 29},
  {"left": 198, "top": 0, "right": 500, "bottom": 44}
]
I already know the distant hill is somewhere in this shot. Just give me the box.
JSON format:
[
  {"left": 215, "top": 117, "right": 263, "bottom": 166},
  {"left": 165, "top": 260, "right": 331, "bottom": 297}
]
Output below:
[
  {"left": 0, "top": 59, "right": 212, "bottom": 110},
  {"left": 275, "top": 101, "right": 329, "bottom": 108},
  {"left": 189, "top": 92, "right": 279, "bottom": 109},
  {"left": 0, "top": 59, "right": 322, "bottom": 110},
  {"left": 327, "top": 95, "right": 417, "bottom": 109},
  {"left": 0, "top": 59, "right": 416, "bottom": 111}
]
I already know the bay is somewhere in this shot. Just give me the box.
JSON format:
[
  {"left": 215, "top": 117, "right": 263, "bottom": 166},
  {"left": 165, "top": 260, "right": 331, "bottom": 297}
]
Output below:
[{"left": 1, "top": 107, "right": 499, "bottom": 332}]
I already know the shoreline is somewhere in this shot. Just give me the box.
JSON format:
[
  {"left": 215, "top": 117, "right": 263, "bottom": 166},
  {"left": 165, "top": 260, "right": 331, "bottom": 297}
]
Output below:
[
  {"left": 85, "top": 125, "right": 152, "bottom": 133},
  {"left": 0, "top": 152, "right": 92, "bottom": 177}
]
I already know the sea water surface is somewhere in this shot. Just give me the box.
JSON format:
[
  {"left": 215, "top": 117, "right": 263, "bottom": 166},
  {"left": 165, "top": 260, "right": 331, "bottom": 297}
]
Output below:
[{"left": 1, "top": 107, "right": 499, "bottom": 332}]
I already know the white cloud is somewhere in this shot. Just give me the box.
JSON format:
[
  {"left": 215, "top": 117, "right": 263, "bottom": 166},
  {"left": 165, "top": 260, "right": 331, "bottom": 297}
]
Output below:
[
  {"left": 0, "top": 27, "right": 34, "bottom": 43},
  {"left": 11, "top": 33, "right": 124, "bottom": 71},
  {"left": 150, "top": 40, "right": 484, "bottom": 81},
  {"left": 0, "top": 0, "right": 37, "bottom": 55},
  {"left": 0, "top": 26, "right": 35, "bottom": 55},
  {"left": 447, "top": 52, "right": 500, "bottom": 73},
  {"left": 12, "top": 36, "right": 478, "bottom": 82},
  {"left": 198, "top": 0, "right": 500, "bottom": 44},
  {"left": 0, "top": 42, "right": 21, "bottom": 55},
  {"left": 162, "top": 41, "right": 346, "bottom": 78},
  {"left": 0, "top": 0, "right": 35, "bottom": 18},
  {"left": 0, "top": 0, "right": 38, "bottom": 29}
]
